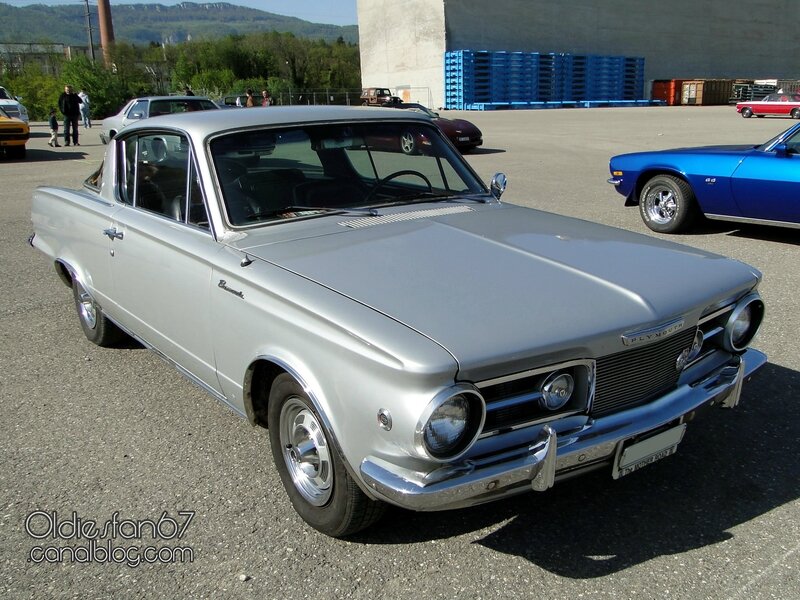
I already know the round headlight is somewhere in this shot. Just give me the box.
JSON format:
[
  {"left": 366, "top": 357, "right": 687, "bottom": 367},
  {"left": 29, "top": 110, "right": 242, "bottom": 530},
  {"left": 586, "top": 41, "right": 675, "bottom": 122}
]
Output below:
[
  {"left": 423, "top": 395, "right": 469, "bottom": 457},
  {"left": 417, "top": 388, "right": 485, "bottom": 461},
  {"left": 724, "top": 294, "right": 764, "bottom": 352},
  {"left": 539, "top": 372, "right": 574, "bottom": 411}
]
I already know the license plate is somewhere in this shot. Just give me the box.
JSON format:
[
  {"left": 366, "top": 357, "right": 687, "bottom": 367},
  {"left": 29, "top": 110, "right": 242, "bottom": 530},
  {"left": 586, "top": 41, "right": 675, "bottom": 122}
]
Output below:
[
  {"left": 457, "top": 136, "right": 470, "bottom": 142},
  {"left": 612, "top": 424, "right": 686, "bottom": 479}
]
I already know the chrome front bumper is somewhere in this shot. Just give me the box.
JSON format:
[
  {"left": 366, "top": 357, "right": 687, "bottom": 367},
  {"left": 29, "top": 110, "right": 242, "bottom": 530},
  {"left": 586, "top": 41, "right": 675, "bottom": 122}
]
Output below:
[{"left": 360, "top": 348, "right": 766, "bottom": 511}]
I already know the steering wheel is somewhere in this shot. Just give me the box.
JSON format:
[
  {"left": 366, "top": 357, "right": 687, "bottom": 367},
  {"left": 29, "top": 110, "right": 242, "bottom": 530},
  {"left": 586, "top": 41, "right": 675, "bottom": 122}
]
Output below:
[{"left": 365, "top": 170, "right": 433, "bottom": 204}]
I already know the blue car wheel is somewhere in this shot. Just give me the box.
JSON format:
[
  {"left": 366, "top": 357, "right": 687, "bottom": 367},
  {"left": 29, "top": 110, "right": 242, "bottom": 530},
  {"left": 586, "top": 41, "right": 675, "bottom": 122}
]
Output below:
[{"left": 638, "top": 175, "right": 698, "bottom": 234}]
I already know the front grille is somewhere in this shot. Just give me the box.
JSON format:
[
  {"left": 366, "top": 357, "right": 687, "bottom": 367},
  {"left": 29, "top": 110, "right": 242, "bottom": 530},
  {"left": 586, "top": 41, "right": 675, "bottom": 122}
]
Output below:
[{"left": 592, "top": 327, "right": 697, "bottom": 416}]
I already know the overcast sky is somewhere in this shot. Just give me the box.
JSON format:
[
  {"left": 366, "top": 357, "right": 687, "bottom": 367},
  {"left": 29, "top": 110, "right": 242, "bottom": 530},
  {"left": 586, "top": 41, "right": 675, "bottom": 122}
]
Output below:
[{"left": 3, "top": 1, "right": 358, "bottom": 25}]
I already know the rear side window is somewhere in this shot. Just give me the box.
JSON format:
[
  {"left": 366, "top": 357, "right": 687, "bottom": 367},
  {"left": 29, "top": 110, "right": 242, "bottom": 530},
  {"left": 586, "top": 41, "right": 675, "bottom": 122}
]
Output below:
[{"left": 116, "top": 132, "right": 209, "bottom": 229}]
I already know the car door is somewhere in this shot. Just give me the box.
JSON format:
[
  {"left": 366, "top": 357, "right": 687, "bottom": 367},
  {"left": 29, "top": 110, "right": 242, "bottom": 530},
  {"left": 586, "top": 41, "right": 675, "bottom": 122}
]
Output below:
[
  {"left": 108, "top": 130, "right": 223, "bottom": 392},
  {"left": 731, "top": 128, "right": 800, "bottom": 223}
]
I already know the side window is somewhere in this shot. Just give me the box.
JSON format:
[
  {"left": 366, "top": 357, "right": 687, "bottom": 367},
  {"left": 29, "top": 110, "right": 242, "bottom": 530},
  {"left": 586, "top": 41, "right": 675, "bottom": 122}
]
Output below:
[
  {"left": 117, "top": 132, "right": 207, "bottom": 225},
  {"left": 128, "top": 100, "right": 148, "bottom": 119}
]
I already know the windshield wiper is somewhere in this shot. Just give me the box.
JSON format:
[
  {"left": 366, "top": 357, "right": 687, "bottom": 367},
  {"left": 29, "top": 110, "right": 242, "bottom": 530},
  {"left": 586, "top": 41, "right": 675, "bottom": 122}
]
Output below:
[{"left": 244, "top": 205, "right": 381, "bottom": 222}]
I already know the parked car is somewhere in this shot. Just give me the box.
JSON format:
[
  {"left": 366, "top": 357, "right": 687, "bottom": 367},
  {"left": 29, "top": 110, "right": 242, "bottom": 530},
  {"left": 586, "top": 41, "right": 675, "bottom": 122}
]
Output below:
[
  {"left": 736, "top": 92, "right": 800, "bottom": 118},
  {"left": 31, "top": 106, "right": 766, "bottom": 537},
  {"left": 0, "top": 85, "right": 29, "bottom": 123},
  {"left": 608, "top": 122, "right": 800, "bottom": 233},
  {"left": 360, "top": 87, "right": 399, "bottom": 105},
  {"left": 383, "top": 102, "right": 483, "bottom": 152},
  {"left": 218, "top": 94, "right": 247, "bottom": 108},
  {"left": 99, "top": 95, "right": 219, "bottom": 143},
  {"left": 0, "top": 105, "right": 30, "bottom": 159}
]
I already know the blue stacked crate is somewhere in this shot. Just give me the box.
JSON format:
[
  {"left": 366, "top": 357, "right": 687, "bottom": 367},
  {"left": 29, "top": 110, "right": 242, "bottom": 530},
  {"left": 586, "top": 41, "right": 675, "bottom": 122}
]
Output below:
[
  {"left": 445, "top": 50, "right": 494, "bottom": 109},
  {"left": 504, "top": 52, "right": 538, "bottom": 103},
  {"left": 564, "top": 54, "right": 588, "bottom": 101},
  {"left": 534, "top": 53, "right": 565, "bottom": 102},
  {"left": 585, "top": 55, "right": 626, "bottom": 101},
  {"left": 446, "top": 49, "right": 647, "bottom": 110},
  {"left": 622, "top": 57, "right": 645, "bottom": 100}
]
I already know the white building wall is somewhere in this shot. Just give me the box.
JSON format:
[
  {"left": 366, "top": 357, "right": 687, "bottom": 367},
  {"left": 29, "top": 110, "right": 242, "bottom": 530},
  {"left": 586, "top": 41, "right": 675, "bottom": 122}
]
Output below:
[
  {"left": 358, "top": 0, "right": 800, "bottom": 109},
  {"left": 357, "top": 0, "right": 446, "bottom": 107}
]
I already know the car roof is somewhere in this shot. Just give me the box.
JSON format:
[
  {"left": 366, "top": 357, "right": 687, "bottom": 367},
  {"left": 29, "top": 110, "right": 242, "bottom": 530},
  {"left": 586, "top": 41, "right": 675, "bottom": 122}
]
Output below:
[
  {"left": 121, "top": 105, "right": 432, "bottom": 139},
  {"left": 132, "top": 95, "right": 214, "bottom": 102}
]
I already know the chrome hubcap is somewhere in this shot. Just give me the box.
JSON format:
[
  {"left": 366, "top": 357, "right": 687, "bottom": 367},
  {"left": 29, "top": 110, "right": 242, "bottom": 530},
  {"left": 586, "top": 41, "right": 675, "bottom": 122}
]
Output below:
[
  {"left": 279, "top": 397, "right": 332, "bottom": 506},
  {"left": 77, "top": 288, "right": 97, "bottom": 329},
  {"left": 645, "top": 187, "right": 677, "bottom": 224}
]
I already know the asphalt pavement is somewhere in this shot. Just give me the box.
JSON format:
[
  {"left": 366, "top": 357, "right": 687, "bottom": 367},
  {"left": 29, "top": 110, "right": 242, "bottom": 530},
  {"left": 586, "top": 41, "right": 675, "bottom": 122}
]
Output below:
[{"left": 1, "top": 106, "right": 797, "bottom": 599}]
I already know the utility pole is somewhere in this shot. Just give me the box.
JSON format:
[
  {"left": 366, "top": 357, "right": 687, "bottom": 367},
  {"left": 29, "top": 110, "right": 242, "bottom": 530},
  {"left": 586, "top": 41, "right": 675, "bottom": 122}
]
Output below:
[{"left": 83, "top": 0, "right": 96, "bottom": 61}]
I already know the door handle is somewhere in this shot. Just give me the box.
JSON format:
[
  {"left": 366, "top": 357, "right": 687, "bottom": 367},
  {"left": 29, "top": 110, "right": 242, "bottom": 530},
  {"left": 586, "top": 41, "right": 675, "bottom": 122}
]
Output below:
[{"left": 103, "top": 227, "right": 123, "bottom": 240}]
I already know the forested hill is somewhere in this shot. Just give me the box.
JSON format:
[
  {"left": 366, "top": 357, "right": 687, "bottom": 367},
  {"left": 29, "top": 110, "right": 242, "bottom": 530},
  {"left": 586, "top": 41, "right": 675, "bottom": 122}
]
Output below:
[{"left": 0, "top": 2, "right": 358, "bottom": 46}]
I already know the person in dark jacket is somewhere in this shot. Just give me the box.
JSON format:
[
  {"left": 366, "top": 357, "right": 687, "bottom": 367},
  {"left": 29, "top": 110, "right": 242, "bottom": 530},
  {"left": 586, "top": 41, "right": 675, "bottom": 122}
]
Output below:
[
  {"left": 58, "top": 84, "right": 82, "bottom": 146},
  {"left": 48, "top": 108, "right": 61, "bottom": 147}
]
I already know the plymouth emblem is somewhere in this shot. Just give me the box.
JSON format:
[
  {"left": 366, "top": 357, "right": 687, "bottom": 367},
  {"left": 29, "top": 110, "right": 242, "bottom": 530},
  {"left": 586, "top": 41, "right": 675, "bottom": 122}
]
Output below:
[{"left": 622, "top": 318, "right": 685, "bottom": 347}]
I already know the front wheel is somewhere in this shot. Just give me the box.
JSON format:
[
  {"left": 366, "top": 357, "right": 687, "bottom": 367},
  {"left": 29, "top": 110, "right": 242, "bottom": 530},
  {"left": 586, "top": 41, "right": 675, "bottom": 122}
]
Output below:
[
  {"left": 791, "top": 108, "right": 800, "bottom": 119},
  {"left": 638, "top": 174, "right": 698, "bottom": 234},
  {"left": 740, "top": 107, "right": 753, "bottom": 118},
  {"left": 267, "top": 374, "right": 385, "bottom": 537}
]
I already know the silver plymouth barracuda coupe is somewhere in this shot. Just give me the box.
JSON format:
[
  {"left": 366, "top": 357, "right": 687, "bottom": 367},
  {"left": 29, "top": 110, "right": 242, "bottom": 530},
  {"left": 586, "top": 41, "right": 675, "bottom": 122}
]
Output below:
[{"left": 30, "top": 106, "right": 766, "bottom": 537}]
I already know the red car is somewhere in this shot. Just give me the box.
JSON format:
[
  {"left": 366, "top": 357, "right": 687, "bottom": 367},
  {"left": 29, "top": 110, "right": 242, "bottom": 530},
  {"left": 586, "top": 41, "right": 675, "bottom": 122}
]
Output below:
[
  {"left": 737, "top": 92, "right": 800, "bottom": 119},
  {"left": 383, "top": 103, "right": 483, "bottom": 152}
]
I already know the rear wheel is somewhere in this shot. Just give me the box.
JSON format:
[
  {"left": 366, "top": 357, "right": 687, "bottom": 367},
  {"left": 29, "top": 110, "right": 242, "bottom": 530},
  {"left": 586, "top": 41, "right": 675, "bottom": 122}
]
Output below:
[
  {"left": 267, "top": 374, "right": 385, "bottom": 537},
  {"left": 740, "top": 107, "right": 753, "bottom": 118},
  {"left": 791, "top": 108, "right": 800, "bottom": 119},
  {"left": 72, "top": 282, "right": 127, "bottom": 346},
  {"left": 638, "top": 174, "right": 698, "bottom": 234}
]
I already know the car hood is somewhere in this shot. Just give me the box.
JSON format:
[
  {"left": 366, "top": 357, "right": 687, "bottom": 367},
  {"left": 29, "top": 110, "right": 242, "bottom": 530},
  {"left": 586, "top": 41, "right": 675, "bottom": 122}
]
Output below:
[
  {"left": 436, "top": 117, "right": 481, "bottom": 135},
  {"left": 614, "top": 144, "right": 757, "bottom": 161},
  {"left": 231, "top": 203, "right": 758, "bottom": 377}
]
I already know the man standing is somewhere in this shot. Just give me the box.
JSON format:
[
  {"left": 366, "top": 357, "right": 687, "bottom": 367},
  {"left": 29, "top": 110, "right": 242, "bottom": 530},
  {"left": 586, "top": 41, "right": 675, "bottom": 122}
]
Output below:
[
  {"left": 78, "top": 89, "right": 91, "bottom": 128},
  {"left": 58, "top": 85, "right": 82, "bottom": 146}
]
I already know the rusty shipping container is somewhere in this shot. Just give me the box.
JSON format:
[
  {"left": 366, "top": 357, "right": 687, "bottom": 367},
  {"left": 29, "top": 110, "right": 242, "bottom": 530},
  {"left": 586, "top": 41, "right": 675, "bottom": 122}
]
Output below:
[
  {"left": 680, "top": 80, "right": 734, "bottom": 105},
  {"left": 651, "top": 79, "right": 687, "bottom": 106}
]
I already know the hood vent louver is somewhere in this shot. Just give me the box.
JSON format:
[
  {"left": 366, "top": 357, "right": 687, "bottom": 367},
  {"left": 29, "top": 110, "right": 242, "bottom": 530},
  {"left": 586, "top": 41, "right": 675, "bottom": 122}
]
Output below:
[{"left": 339, "top": 206, "right": 474, "bottom": 229}]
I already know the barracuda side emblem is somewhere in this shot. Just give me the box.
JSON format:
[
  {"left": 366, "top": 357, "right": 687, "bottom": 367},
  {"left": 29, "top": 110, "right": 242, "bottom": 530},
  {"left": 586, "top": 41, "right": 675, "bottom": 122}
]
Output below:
[
  {"left": 622, "top": 318, "right": 685, "bottom": 347},
  {"left": 218, "top": 279, "right": 244, "bottom": 299}
]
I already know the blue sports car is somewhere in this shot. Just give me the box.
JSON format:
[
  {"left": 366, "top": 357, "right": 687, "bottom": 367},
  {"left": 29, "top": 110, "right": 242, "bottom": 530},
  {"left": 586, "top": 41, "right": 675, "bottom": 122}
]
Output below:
[{"left": 608, "top": 122, "right": 800, "bottom": 233}]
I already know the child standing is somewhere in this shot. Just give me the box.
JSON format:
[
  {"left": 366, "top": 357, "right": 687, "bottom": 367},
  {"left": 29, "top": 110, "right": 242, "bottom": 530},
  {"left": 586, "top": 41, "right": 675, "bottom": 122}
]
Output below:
[{"left": 48, "top": 109, "right": 61, "bottom": 147}]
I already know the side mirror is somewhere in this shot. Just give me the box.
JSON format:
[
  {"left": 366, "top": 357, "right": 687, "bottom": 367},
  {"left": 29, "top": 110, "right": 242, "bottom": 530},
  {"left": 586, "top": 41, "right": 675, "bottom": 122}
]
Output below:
[
  {"left": 490, "top": 172, "right": 507, "bottom": 200},
  {"left": 774, "top": 143, "right": 789, "bottom": 157},
  {"left": 130, "top": 112, "right": 144, "bottom": 120}
]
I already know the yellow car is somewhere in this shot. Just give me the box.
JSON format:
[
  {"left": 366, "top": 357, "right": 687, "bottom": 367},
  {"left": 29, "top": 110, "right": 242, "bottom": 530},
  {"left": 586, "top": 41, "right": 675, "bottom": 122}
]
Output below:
[{"left": 0, "top": 105, "right": 30, "bottom": 159}]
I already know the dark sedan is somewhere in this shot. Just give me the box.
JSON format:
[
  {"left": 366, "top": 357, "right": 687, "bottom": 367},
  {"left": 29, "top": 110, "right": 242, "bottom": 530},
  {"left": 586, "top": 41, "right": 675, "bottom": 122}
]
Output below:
[{"left": 383, "top": 103, "right": 483, "bottom": 152}]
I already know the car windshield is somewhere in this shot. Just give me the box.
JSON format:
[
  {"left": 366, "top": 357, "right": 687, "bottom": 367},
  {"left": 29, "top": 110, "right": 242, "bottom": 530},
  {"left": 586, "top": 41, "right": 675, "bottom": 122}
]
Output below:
[
  {"left": 758, "top": 125, "right": 800, "bottom": 152},
  {"left": 211, "top": 122, "right": 487, "bottom": 226},
  {"left": 402, "top": 105, "right": 438, "bottom": 118},
  {"left": 0, "top": 88, "right": 10, "bottom": 100}
]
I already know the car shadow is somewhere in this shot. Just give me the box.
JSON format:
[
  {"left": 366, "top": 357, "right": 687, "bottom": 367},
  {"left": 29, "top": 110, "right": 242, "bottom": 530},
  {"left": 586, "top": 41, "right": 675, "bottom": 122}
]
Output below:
[
  {"left": 676, "top": 219, "right": 798, "bottom": 245},
  {"left": 16, "top": 148, "right": 90, "bottom": 162},
  {"left": 352, "top": 363, "right": 800, "bottom": 577},
  {"left": 465, "top": 147, "right": 506, "bottom": 155},
  {"left": 726, "top": 224, "right": 799, "bottom": 245}
]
